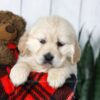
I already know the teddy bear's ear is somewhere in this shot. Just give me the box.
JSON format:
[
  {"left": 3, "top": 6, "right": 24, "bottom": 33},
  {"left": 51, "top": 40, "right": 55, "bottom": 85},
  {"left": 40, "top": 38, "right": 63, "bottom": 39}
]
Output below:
[
  {"left": 11, "top": 15, "right": 26, "bottom": 43},
  {"left": 18, "top": 32, "right": 30, "bottom": 56},
  {"left": 13, "top": 16, "right": 26, "bottom": 38}
]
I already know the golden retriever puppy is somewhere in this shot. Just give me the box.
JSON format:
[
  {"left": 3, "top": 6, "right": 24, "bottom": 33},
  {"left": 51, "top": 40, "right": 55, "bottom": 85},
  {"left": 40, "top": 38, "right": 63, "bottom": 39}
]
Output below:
[{"left": 10, "top": 16, "right": 80, "bottom": 88}]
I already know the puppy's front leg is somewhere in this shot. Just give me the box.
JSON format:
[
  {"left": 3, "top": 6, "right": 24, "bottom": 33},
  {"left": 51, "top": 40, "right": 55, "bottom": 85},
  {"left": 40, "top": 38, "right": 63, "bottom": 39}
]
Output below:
[
  {"left": 47, "top": 67, "right": 71, "bottom": 88},
  {"left": 10, "top": 62, "right": 31, "bottom": 86}
]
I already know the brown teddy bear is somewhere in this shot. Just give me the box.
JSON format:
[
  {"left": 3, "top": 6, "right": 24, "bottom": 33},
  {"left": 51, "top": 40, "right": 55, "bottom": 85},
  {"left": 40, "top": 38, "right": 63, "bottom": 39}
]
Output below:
[{"left": 0, "top": 11, "right": 26, "bottom": 65}]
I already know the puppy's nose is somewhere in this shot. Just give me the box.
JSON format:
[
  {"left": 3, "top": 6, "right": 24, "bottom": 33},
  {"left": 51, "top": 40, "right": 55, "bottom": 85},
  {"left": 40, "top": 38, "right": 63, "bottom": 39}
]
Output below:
[{"left": 44, "top": 52, "right": 54, "bottom": 62}]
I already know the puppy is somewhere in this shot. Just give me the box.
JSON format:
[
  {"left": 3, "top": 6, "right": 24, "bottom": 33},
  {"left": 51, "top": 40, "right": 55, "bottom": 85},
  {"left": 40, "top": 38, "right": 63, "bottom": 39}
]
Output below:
[{"left": 10, "top": 16, "right": 80, "bottom": 88}]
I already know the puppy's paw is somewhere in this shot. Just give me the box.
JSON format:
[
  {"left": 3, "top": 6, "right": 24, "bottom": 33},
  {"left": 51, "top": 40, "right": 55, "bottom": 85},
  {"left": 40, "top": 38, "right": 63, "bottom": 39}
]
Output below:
[
  {"left": 47, "top": 69, "right": 70, "bottom": 88},
  {"left": 10, "top": 64, "right": 30, "bottom": 86}
]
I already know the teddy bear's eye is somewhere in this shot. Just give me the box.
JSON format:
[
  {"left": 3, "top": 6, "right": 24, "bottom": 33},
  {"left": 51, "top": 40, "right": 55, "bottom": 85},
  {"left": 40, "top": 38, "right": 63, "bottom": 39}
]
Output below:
[
  {"left": 6, "top": 25, "right": 15, "bottom": 33},
  {"left": 57, "top": 41, "right": 65, "bottom": 47},
  {"left": 40, "top": 39, "right": 46, "bottom": 44}
]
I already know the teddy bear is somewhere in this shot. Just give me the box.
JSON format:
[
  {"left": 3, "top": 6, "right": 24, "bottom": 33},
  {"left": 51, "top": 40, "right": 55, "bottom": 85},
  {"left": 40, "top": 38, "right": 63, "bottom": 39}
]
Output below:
[{"left": 0, "top": 11, "right": 26, "bottom": 65}]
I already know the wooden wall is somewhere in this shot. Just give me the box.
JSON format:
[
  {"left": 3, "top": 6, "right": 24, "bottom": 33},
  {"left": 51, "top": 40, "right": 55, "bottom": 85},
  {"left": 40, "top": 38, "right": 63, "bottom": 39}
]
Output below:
[{"left": 0, "top": 0, "right": 100, "bottom": 57}]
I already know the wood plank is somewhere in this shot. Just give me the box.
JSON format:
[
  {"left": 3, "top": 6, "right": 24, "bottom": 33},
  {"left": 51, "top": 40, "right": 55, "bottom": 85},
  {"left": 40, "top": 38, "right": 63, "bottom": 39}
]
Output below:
[
  {"left": 51, "top": 0, "right": 81, "bottom": 33},
  {"left": 21, "top": 0, "right": 50, "bottom": 28},
  {"left": 79, "top": 0, "right": 100, "bottom": 57},
  {"left": 0, "top": 0, "right": 21, "bottom": 15}
]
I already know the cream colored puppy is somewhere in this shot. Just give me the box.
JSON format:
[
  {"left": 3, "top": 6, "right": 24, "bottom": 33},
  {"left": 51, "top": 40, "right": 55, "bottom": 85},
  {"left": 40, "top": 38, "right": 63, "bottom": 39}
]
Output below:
[{"left": 10, "top": 16, "right": 80, "bottom": 88}]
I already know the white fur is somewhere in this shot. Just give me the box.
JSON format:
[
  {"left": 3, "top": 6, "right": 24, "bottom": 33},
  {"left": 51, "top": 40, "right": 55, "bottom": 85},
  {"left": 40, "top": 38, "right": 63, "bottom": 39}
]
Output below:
[{"left": 10, "top": 16, "right": 80, "bottom": 88}]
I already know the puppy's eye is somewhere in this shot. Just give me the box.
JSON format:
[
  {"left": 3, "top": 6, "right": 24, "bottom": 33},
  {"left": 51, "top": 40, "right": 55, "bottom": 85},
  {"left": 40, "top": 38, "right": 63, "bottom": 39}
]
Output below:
[
  {"left": 57, "top": 41, "right": 65, "bottom": 47},
  {"left": 40, "top": 39, "right": 46, "bottom": 44}
]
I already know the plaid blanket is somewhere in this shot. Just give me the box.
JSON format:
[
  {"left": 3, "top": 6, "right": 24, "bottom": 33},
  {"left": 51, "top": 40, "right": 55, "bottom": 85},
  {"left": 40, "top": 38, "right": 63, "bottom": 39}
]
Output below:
[{"left": 0, "top": 43, "right": 77, "bottom": 100}]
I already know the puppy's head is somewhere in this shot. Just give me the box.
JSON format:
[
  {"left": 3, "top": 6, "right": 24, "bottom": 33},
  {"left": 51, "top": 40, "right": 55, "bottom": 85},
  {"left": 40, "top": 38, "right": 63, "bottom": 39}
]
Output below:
[{"left": 19, "top": 16, "right": 80, "bottom": 68}]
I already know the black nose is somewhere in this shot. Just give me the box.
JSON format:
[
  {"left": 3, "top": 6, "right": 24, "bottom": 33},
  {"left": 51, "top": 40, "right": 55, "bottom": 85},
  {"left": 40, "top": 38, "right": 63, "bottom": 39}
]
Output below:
[{"left": 44, "top": 52, "right": 54, "bottom": 63}]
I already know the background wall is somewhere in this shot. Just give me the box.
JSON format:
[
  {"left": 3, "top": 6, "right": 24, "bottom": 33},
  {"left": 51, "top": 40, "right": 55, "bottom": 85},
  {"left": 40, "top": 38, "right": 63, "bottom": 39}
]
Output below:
[{"left": 0, "top": 0, "right": 100, "bottom": 57}]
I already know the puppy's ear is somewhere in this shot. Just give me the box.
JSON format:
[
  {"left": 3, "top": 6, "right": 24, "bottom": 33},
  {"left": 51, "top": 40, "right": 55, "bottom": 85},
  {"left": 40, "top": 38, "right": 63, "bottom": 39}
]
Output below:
[
  {"left": 73, "top": 39, "right": 81, "bottom": 63},
  {"left": 18, "top": 32, "right": 30, "bottom": 56},
  {"left": 67, "top": 39, "right": 80, "bottom": 64}
]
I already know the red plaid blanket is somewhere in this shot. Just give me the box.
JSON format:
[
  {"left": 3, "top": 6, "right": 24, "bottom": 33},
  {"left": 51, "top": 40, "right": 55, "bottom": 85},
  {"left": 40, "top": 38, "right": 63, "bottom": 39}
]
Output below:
[{"left": 0, "top": 43, "right": 77, "bottom": 100}]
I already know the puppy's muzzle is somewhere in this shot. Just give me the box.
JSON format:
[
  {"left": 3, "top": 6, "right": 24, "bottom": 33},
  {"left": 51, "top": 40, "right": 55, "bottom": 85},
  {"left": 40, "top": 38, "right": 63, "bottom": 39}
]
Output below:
[{"left": 43, "top": 52, "right": 54, "bottom": 64}]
